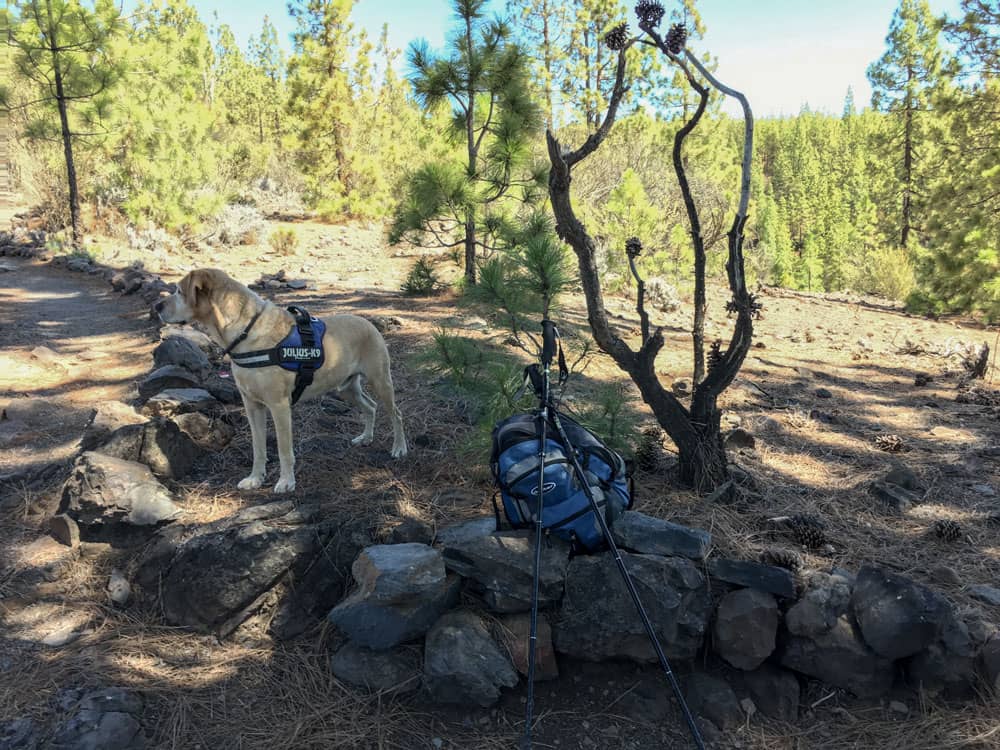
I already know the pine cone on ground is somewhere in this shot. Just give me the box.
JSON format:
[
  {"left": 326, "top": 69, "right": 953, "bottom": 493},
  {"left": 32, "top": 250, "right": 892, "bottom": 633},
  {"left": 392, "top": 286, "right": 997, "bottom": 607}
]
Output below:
[
  {"left": 874, "top": 434, "right": 905, "bottom": 453},
  {"left": 635, "top": 0, "right": 666, "bottom": 28},
  {"left": 932, "top": 519, "right": 963, "bottom": 542},
  {"left": 634, "top": 425, "right": 663, "bottom": 471},
  {"left": 604, "top": 23, "right": 629, "bottom": 51},
  {"left": 787, "top": 515, "right": 827, "bottom": 549},
  {"left": 665, "top": 22, "right": 688, "bottom": 53},
  {"left": 760, "top": 547, "right": 802, "bottom": 572}
]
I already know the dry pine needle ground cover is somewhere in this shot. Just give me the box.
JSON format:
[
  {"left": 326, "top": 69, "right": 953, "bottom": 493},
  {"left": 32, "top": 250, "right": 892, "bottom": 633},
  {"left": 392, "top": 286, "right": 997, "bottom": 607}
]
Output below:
[{"left": 1, "top": 216, "right": 998, "bottom": 750}]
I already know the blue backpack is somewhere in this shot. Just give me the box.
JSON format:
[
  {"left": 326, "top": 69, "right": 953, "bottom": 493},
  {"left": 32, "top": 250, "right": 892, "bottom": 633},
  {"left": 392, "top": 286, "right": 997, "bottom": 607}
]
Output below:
[{"left": 490, "top": 412, "right": 633, "bottom": 553}]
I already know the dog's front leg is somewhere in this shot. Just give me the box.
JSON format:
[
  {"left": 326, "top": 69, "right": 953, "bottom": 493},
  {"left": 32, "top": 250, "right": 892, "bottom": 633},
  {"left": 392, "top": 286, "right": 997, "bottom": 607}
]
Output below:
[
  {"left": 238, "top": 395, "right": 268, "bottom": 490},
  {"left": 271, "top": 401, "right": 296, "bottom": 493}
]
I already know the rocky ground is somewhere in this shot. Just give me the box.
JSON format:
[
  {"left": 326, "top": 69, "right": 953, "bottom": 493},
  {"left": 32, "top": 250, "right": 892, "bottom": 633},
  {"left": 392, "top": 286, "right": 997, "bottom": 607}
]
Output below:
[{"left": 1, "top": 210, "right": 998, "bottom": 750}]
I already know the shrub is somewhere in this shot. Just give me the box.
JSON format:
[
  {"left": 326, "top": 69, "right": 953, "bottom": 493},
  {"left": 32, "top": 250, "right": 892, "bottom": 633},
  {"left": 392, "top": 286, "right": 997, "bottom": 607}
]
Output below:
[
  {"left": 857, "top": 246, "right": 916, "bottom": 301},
  {"left": 401, "top": 257, "right": 442, "bottom": 296},
  {"left": 645, "top": 276, "right": 682, "bottom": 313},
  {"left": 268, "top": 227, "right": 299, "bottom": 256},
  {"left": 209, "top": 204, "right": 267, "bottom": 246}
]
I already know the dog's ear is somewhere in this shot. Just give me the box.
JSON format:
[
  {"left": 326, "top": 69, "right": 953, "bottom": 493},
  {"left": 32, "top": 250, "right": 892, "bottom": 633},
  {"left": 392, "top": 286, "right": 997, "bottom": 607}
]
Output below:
[{"left": 180, "top": 269, "right": 212, "bottom": 310}]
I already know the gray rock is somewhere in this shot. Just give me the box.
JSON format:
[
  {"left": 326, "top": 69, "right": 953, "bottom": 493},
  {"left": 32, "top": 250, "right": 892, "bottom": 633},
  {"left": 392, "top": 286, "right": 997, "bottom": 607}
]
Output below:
[
  {"left": 611, "top": 511, "right": 711, "bottom": 561},
  {"left": 423, "top": 610, "right": 518, "bottom": 707},
  {"left": 349, "top": 544, "right": 447, "bottom": 604},
  {"left": 171, "top": 411, "right": 235, "bottom": 451},
  {"left": 60, "top": 452, "right": 179, "bottom": 534},
  {"left": 387, "top": 518, "right": 434, "bottom": 545},
  {"left": 884, "top": 464, "right": 923, "bottom": 492},
  {"left": 724, "top": 428, "right": 756, "bottom": 450},
  {"left": 49, "top": 687, "right": 145, "bottom": 750},
  {"left": 49, "top": 514, "right": 80, "bottom": 548},
  {"left": 107, "top": 568, "right": 131, "bottom": 606},
  {"left": 967, "top": 584, "right": 1000, "bottom": 607},
  {"left": 435, "top": 517, "right": 497, "bottom": 547},
  {"left": 137, "top": 502, "right": 358, "bottom": 637},
  {"left": 0, "top": 717, "right": 38, "bottom": 750},
  {"left": 786, "top": 572, "right": 853, "bottom": 637},
  {"left": 982, "top": 635, "right": 1000, "bottom": 694},
  {"left": 90, "top": 418, "right": 202, "bottom": 480},
  {"left": 158, "top": 325, "right": 217, "bottom": 355},
  {"left": 713, "top": 588, "right": 779, "bottom": 670},
  {"left": 153, "top": 336, "right": 212, "bottom": 378},
  {"left": 685, "top": 673, "right": 742, "bottom": 730},
  {"left": 79, "top": 402, "right": 147, "bottom": 452},
  {"left": 779, "top": 615, "right": 895, "bottom": 698},
  {"left": 442, "top": 531, "right": 570, "bottom": 612},
  {"left": 554, "top": 552, "right": 711, "bottom": 663},
  {"left": 138, "top": 365, "right": 202, "bottom": 401},
  {"left": 851, "top": 564, "right": 952, "bottom": 659},
  {"left": 907, "top": 608, "right": 978, "bottom": 698},
  {"left": 203, "top": 373, "right": 241, "bottom": 404},
  {"left": 143, "top": 389, "right": 220, "bottom": 418},
  {"left": 708, "top": 558, "right": 796, "bottom": 599},
  {"left": 743, "top": 664, "right": 799, "bottom": 721},
  {"left": 868, "top": 481, "right": 920, "bottom": 513},
  {"left": 331, "top": 642, "right": 422, "bottom": 694}
]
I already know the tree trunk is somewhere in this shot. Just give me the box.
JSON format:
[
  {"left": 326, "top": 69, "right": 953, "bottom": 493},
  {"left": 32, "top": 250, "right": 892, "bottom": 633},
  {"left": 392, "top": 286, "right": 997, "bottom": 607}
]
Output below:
[
  {"left": 902, "top": 65, "right": 914, "bottom": 248},
  {"left": 46, "top": 4, "right": 80, "bottom": 248},
  {"left": 463, "top": 12, "right": 478, "bottom": 285}
]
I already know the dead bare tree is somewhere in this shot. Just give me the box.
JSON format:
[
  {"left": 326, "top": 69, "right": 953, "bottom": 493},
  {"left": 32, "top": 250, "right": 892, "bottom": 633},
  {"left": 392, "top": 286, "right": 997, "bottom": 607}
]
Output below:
[{"left": 546, "top": 5, "right": 758, "bottom": 492}]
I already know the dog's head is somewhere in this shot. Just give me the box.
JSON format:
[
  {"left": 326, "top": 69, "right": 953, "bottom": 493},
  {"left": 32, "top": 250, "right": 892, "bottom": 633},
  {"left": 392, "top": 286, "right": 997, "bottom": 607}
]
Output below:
[{"left": 155, "top": 268, "right": 227, "bottom": 324}]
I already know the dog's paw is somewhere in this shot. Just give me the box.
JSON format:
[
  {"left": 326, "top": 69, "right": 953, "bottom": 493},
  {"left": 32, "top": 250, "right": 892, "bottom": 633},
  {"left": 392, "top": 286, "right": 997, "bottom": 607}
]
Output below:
[
  {"left": 351, "top": 433, "right": 374, "bottom": 447},
  {"left": 391, "top": 443, "right": 408, "bottom": 459},
  {"left": 273, "top": 476, "right": 296, "bottom": 494},
  {"left": 238, "top": 475, "right": 264, "bottom": 490}
]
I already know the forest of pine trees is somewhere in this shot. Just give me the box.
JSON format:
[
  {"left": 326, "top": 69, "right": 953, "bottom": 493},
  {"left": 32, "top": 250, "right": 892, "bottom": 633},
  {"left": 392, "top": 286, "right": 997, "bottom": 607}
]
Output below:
[{"left": 1, "top": 0, "right": 997, "bottom": 320}]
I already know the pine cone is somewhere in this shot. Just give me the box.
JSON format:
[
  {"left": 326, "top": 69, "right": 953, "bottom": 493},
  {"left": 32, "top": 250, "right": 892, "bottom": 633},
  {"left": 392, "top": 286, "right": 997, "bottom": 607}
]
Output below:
[
  {"left": 634, "top": 425, "right": 662, "bottom": 471},
  {"left": 665, "top": 22, "right": 688, "bottom": 53},
  {"left": 604, "top": 22, "right": 629, "bottom": 51},
  {"left": 788, "top": 515, "right": 827, "bottom": 549},
  {"left": 932, "top": 519, "right": 963, "bottom": 542},
  {"left": 707, "top": 340, "right": 724, "bottom": 375},
  {"left": 635, "top": 0, "right": 665, "bottom": 29},
  {"left": 874, "top": 434, "right": 905, "bottom": 453},
  {"left": 760, "top": 547, "right": 802, "bottom": 572},
  {"left": 625, "top": 236, "right": 643, "bottom": 258}
]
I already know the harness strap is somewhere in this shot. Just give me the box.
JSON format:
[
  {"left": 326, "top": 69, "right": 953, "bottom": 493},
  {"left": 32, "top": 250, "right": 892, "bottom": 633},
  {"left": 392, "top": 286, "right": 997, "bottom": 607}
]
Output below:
[
  {"left": 221, "top": 308, "right": 264, "bottom": 358},
  {"left": 288, "top": 306, "right": 318, "bottom": 405}
]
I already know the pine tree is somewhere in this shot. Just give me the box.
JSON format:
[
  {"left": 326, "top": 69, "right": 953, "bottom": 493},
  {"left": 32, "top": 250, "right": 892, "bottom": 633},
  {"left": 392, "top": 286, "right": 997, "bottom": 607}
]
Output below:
[
  {"left": 506, "top": 0, "right": 571, "bottom": 127},
  {"left": 867, "top": 0, "right": 944, "bottom": 248},
  {"left": 391, "top": 0, "right": 542, "bottom": 286},
  {"left": 1, "top": 0, "right": 124, "bottom": 245}
]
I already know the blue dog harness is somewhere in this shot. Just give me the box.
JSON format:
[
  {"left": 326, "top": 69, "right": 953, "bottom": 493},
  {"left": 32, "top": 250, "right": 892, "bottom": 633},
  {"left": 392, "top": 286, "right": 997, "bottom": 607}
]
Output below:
[{"left": 227, "top": 305, "right": 326, "bottom": 405}]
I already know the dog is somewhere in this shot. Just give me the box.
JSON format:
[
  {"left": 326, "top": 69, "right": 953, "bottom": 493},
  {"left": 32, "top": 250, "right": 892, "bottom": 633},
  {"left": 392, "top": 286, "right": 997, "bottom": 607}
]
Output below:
[{"left": 155, "top": 268, "right": 407, "bottom": 493}]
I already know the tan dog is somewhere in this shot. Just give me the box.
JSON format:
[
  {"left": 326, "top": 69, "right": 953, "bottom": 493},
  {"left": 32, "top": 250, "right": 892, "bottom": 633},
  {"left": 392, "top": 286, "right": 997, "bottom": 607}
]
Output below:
[{"left": 155, "top": 268, "right": 407, "bottom": 493}]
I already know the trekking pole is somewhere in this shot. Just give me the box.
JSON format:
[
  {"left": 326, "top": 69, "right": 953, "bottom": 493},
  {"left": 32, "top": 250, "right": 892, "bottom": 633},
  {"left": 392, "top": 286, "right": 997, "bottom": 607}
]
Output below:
[
  {"left": 520, "top": 319, "right": 558, "bottom": 750},
  {"left": 548, "top": 398, "right": 705, "bottom": 750}
]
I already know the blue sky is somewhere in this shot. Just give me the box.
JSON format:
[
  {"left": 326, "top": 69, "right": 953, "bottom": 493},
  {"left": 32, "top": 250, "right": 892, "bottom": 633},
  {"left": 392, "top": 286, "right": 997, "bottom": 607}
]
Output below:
[{"left": 189, "top": 0, "right": 963, "bottom": 117}]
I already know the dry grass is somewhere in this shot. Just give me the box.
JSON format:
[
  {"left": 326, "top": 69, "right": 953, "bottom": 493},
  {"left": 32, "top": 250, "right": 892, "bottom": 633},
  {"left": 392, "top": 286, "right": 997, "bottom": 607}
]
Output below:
[{"left": 1, "top": 222, "right": 998, "bottom": 749}]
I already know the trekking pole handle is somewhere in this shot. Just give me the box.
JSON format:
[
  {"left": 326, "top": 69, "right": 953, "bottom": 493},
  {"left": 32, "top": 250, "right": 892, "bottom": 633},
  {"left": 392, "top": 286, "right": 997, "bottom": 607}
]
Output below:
[{"left": 541, "top": 319, "right": 558, "bottom": 369}]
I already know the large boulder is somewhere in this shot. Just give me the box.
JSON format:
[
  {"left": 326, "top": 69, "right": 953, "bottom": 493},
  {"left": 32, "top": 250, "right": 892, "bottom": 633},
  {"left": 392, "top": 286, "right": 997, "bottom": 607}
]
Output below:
[
  {"left": 170, "top": 412, "right": 235, "bottom": 452},
  {"left": 611, "top": 511, "right": 712, "bottom": 561},
  {"left": 778, "top": 615, "right": 895, "bottom": 698},
  {"left": 442, "top": 530, "right": 571, "bottom": 612},
  {"left": 136, "top": 502, "right": 360, "bottom": 638},
  {"left": 498, "top": 612, "right": 559, "bottom": 681},
  {"left": 851, "top": 564, "right": 952, "bottom": 660},
  {"left": 87, "top": 418, "right": 202, "bottom": 480},
  {"left": 907, "top": 609, "right": 985, "bottom": 699},
  {"left": 49, "top": 687, "right": 146, "bottom": 750},
  {"left": 142, "top": 389, "right": 222, "bottom": 419},
  {"left": 423, "top": 610, "right": 518, "bottom": 707},
  {"left": 329, "top": 544, "right": 461, "bottom": 650},
  {"left": 138, "top": 365, "right": 202, "bottom": 402},
  {"left": 554, "top": 551, "right": 711, "bottom": 663},
  {"left": 59, "top": 452, "right": 180, "bottom": 538},
  {"left": 713, "top": 588, "right": 779, "bottom": 670},
  {"left": 685, "top": 673, "right": 743, "bottom": 730}
]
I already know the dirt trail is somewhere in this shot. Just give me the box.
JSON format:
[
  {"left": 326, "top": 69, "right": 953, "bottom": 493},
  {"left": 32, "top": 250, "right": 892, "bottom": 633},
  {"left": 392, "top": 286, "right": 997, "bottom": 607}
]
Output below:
[{"left": 0, "top": 257, "right": 157, "bottom": 477}]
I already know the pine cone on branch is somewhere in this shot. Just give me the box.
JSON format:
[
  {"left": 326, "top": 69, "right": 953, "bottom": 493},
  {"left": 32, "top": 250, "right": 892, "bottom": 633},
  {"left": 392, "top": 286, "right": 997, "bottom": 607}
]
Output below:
[
  {"left": 635, "top": 0, "right": 666, "bottom": 29},
  {"left": 604, "top": 23, "right": 629, "bottom": 51},
  {"left": 665, "top": 23, "right": 688, "bottom": 53},
  {"left": 707, "top": 340, "right": 724, "bottom": 375}
]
